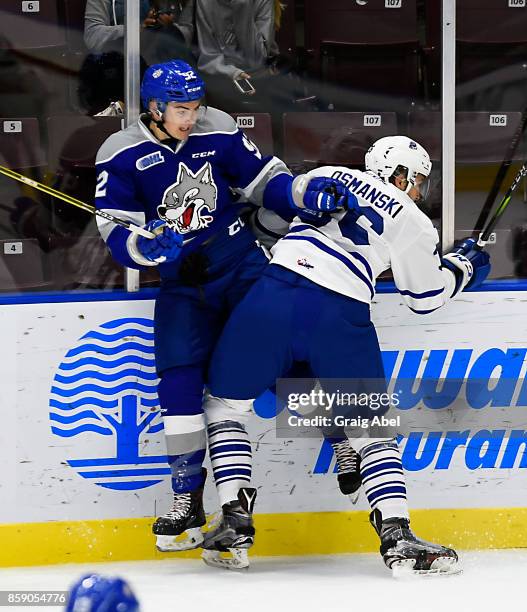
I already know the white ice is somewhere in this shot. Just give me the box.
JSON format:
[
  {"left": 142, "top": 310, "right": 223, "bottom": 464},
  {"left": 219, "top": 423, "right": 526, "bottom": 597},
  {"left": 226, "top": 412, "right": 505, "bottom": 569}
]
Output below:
[{"left": 0, "top": 550, "right": 524, "bottom": 612}]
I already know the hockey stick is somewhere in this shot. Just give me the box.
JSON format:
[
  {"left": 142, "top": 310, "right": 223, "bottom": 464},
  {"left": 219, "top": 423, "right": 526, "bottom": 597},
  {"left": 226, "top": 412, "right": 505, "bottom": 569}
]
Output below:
[
  {"left": 473, "top": 110, "right": 527, "bottom": 236},
  {"left": 476, "top": 161, "right": 527, "bottom": 248},
  {"left": 0, "top": 165, "right": 155, "bottom": 239}
]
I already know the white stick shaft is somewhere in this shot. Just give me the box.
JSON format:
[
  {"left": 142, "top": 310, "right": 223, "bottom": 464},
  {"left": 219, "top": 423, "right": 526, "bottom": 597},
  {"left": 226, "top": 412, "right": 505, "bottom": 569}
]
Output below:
[{"left": 126, "top": 223, "right": 156, "bottom": 239}]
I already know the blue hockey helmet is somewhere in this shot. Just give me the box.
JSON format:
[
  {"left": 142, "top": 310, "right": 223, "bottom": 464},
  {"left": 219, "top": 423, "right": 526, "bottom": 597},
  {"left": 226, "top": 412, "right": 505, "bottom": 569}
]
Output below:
[
  {"left": 65, "top": 574, "right": 140, "bottom": 612},
  {"left": 140, "top": 60, "right": 205, "bottom": 113}
]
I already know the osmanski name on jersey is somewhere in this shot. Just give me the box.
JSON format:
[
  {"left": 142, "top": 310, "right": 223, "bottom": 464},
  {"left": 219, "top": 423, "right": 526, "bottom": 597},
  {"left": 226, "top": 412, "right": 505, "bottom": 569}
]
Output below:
[{"left": 265, "top": 166, "right": 457, "bottom": 315}]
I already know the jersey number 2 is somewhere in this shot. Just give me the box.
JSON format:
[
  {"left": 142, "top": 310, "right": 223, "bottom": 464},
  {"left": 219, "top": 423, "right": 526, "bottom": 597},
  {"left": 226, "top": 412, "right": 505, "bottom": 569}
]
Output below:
[{"left": 95, "top": 170, "right": 109, "bottom": 198}]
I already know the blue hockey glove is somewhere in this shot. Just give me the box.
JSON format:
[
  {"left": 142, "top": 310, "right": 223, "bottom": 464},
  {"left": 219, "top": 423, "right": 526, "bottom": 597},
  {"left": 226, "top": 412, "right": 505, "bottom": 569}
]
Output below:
[
  {"left": 301, "top": 177, "right": 353, "bottom": 212},
  {"left": 136, "top": 219, "right": 183, "bottom": 264},
  {"left": 446, "top": 236, "right": 491, "bottom": 290}
]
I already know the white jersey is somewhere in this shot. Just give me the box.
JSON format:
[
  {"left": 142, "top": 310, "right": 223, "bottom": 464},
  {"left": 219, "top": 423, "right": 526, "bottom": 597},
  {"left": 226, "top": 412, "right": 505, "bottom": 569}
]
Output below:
[{"left": 264, "top": 166, "right": 460, "bottom": 314}]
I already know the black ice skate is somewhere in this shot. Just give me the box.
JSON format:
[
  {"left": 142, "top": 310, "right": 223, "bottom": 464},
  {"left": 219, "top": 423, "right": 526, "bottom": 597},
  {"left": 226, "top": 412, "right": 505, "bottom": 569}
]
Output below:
[
  {"left": 370, "top": 509, "right": 460, "bottom": 576},
  {"left": 153, "top": 479, "right": 206, "bottom": 552},
  {"left": 201, "top": 488, "right": 257, "bottom": 570},
  {"left": 332, "top": 440, "right": 361, "bottom": 504}
]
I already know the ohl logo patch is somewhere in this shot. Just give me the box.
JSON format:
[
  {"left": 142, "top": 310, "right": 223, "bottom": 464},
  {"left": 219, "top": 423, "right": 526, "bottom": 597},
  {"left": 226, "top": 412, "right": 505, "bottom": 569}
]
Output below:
[{"left": 49, "top": 318, "right": 169, "bottom": 491}]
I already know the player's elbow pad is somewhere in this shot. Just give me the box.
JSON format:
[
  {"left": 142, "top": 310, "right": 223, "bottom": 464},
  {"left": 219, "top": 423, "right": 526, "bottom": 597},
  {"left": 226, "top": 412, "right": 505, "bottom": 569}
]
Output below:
[{"left": 440, "top": 253, "right": 473, "bottom": 297}]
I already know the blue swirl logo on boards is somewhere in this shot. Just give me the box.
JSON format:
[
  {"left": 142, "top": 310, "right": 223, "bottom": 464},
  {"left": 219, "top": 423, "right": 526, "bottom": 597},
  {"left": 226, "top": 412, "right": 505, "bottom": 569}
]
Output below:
[{"left": 49, "top": 318, "right": 169, "bottom": 491}]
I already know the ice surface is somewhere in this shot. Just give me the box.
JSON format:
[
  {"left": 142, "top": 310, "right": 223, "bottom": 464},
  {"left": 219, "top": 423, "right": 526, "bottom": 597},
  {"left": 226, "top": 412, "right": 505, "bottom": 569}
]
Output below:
[{"left": 0, "top": 550, "right": 524, "bottom": 612}]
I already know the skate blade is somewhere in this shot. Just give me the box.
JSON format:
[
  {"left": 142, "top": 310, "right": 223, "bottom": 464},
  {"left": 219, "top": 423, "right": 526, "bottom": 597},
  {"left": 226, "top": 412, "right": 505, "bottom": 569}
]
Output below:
[
  {"left": 201, "top": 548, "right": 250, "bottom": 571},
  {"left": 392, "top": 556, "right": 461, "bottom": 578},
  {"left": 155, "top": 527, "right": 204, "bottom": 552},
  {"left": 348, "top": 490, "right": 360, "bottom": 505}
]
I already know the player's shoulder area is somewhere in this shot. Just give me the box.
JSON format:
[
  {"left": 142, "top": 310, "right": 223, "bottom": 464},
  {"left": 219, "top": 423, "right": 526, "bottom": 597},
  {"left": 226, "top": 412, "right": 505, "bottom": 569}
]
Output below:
[
  {"left": 400, "top": 193, "right": 436, "bottom": 234},
  {"left": 96, "top": 121, "right": 152, "bottom": 165},
  {"left": 190, "top": 106, "right": 238, "bottom": 138},
  {"left": 388, "top": 194, "right": 439, "bottom": 250},
  {"left": 305, "top": 164, "right": 349, "bottom": 179}
]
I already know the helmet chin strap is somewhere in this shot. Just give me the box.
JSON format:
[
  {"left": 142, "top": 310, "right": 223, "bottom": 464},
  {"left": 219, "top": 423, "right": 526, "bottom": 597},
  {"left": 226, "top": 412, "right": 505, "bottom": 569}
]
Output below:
[{"left": 150, "top": 106, "right": 174, "bottom": 140}]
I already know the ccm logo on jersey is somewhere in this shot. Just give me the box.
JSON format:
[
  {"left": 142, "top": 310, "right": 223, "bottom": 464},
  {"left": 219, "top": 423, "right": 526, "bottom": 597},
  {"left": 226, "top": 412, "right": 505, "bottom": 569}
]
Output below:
[
  {"left": 192, "top": 150, "right": 216, "bottom": 159},
  {"left": 136, "top": 151, "right": 165, "bottom": 171}
]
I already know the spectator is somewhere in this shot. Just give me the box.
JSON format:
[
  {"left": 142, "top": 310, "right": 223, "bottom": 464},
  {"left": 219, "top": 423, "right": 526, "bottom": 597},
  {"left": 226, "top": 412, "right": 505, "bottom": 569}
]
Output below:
[
  {"left": 84, "top": 0, "right": 195, "bottom": 58},
  {"left": 195, "top": 0, "right": 281, "bottom": 84},
  {"left": 195, "top": 1, "right": 304, "bottom": 118},
  {"left": 82, "top": 0, "right": 196, "bottom": 114}
]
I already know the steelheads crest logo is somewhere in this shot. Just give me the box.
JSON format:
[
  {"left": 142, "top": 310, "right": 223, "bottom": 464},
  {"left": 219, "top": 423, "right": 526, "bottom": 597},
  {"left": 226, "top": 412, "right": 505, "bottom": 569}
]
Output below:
[{"left": 49, "top": 318, "right": 168, "bottom": 491}]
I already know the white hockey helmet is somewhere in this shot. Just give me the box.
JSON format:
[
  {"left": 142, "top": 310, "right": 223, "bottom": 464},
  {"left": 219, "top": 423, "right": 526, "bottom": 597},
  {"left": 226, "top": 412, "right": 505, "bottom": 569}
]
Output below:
[{"left": 365, "top": 136, "right": 432, "bottom": 199}]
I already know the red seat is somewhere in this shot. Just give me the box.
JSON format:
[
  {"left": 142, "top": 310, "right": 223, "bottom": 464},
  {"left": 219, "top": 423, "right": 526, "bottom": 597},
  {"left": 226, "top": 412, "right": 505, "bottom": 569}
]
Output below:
[
  {"left": 456, "top": 1, "right": 527, "bottom": 110},
  {"left": 49, "top": 233, "right": 160, "bottom": 289},
  {"left": 60, "top": 0, "right": 88, "bottom": 52},
  {"left": 46, "top": 115, "right": 122, "bottom": 235},
  {"left": 456, "top": 112, "right": 524, "bottom": 164},
  {"left": 304, "top": 0, "right": 421, "bottom": 101},
  {"left": 0, "top": 118, "right": 46, "bottom": 169},
  {"left": 283, "top": 112, "right": 398, "bottom": 169},
  {"left": 0, "top": 238, "right": 49, "bottom": 291},
  {"left": 407, "top": 111, "right": 524, "bottom": 164},
  {"left": 0, "top": 1, "right": 65, "bottom": 49},
  {"left": 457, "top": 0, "right": 527, "bottom": 44},
  {"left": 231, "top": 113, "right": 274, "bottom": 157},
  {"left": 48, "top": 233, "right": 124, "bottom": 290},
  {"left": 305, "top": 0, "right": 418, "bottom": 47},
  {"left": 47, "top": 115, "right": 122, "bottom": 172}
]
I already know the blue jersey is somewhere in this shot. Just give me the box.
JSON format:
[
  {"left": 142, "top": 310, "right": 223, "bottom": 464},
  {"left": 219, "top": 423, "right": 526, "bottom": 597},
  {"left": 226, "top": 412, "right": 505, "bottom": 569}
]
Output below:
[{"left": 94, "top": 107, "right": 293, "bottom": 278}]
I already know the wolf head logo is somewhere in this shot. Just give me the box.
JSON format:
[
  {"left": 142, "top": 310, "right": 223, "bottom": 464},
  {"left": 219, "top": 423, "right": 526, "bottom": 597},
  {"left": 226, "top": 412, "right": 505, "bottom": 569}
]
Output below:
[{"left": 157, "top": 162, "right": 217, "bottom": 234}]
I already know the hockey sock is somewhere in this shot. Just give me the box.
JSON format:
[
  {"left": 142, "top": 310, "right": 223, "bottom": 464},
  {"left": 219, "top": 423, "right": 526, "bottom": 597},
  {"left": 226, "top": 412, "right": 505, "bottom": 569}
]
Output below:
[
  {"left": 159, "top": 366, "right": 207, "bottom": 493},
  {"left": 359, "top": 439, "right": 409, "bottom": 519},
  {"left": 208, "top": 420, "right": 252, "bottom": 506},
  {"left": 164, "top": 424, "right": 207, "bottom": 493}
]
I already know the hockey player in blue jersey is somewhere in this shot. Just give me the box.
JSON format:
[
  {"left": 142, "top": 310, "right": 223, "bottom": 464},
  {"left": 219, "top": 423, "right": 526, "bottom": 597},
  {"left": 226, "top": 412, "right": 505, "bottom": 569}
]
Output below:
[
  {"left": 203, "top": 136, "right": 491, "bottom": 572},
  {"left": 94, "top": 59, "right": 348, "bottom": 554}
]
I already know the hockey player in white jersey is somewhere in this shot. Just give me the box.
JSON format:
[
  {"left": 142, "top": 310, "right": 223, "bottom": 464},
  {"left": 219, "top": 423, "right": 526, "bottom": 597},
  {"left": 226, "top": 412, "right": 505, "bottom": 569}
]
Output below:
[{"left": 203, "top": 136, "right": 490, "bottom": 572}]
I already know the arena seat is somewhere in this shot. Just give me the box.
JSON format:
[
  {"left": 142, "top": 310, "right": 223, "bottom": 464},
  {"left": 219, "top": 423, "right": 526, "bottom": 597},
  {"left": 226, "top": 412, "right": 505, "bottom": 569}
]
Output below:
[
  {"left": 46, "top": 115, "right": 122, "bottom": 172},
  {"left": 0, "top": 118, "right": 46, "bottom": 169},
  {"left": 456, "top": 0, "right": 527, "bottom": 111},
  {"left": 457, "top": 0, "right": 527, "bottom": 44},
  {"left": 0, "top": 1, "right": 65, "bottom": 49},
  {"left": 48, "top": 233, "right": 124, "bottom": 290},
  {"left": 231, "top": 113, "right": 274, "bottom": 157},
  {"left": 283, "top": 112, "right": 398, "bottom": 169},
  {"left": 407, "top": 111, "right": 524, "bottom": 163},
  {"left": 304, "top": 0, "right": 421, "bottom": 101},
  {"left": 456, "top": 112, "right": 524, "bottom": 164},
  {"left": 0, "top": 238, "right": 49, "bottom": 291},
  {"left": 45, "top": 115, "right": 122, "bottom": 241},
  {"left": 60, "top": 0, "right": 88, "bottom": 52}
]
